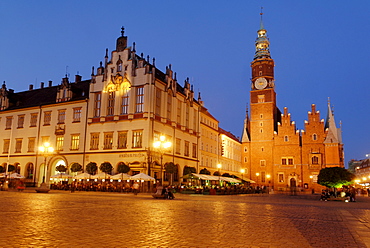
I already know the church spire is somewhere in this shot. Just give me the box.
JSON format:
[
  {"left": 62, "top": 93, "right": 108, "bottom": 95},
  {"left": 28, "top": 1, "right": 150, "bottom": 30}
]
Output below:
[
  {"left": 254, "top": 9, "right": 271, "bottom": 60},
  {"left": 324, "top": 98, "right": 342, "bottom": 144}
]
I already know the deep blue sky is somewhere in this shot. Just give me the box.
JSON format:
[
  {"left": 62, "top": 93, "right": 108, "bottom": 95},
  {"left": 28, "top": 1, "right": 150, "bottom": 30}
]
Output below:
[{"left": 1, "top": 1, "right": 369, "bottom": 165}]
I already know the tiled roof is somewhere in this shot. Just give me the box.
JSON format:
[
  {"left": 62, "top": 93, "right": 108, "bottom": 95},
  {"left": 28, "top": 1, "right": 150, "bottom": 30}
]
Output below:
[{"left": 4, "top": 80, "right": 90, "bottom": 111}]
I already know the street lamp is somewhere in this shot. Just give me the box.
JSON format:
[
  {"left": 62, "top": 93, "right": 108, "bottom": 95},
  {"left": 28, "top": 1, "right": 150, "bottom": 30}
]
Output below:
[
  {"left": 217, "top": 163, "right": 222, "bottom": 186},
  {"left": 256, "top": 172, "right": 259, "bottom": 185},
  {"left": 240, "top": 168, "right": 245, "bottom": 185},
  {"left": 153, "top": 135, "right": 171, "bottom": 185},
  {"left": 39, "top": 142, "right": 54, "bottom": 184},
  {"left": 266, "top": 174, "right": 271, "bottom": 194}
]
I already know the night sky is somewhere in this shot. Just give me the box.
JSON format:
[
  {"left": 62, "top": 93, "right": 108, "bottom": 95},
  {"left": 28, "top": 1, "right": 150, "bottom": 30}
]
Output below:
[{"left": 1, "top": 1, "right": 369, "bottom": 166}]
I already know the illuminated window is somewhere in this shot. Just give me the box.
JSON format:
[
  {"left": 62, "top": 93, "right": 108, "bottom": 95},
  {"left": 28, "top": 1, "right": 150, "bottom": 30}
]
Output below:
[
  {"left": 70, "top": 134, "right": 80, "bottom": 150},
  {"left": 258, "top": 95, "right": 265, "bottom": 103},
  {"left": 132, "top": 130, "right": 143, "bottom": 148},
  {"left": 260, "top": 160, "right": 265, "bottom": 166},
  {"left": 56, "top": 136, "right": 64, "bottom": 151}
]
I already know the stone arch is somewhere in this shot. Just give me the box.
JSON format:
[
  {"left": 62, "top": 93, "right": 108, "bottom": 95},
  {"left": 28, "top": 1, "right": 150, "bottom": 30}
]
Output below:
[
  {"left": 14, "top": 162, "right": 21, "bottom": 174},
  {"left": 25, "top": 162, "right": 34, "bottom": 179}
]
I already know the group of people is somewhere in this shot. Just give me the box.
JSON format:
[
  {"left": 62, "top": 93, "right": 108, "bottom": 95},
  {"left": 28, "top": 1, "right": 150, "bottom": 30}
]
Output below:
[
  {"left": 320, "top": 186, "right": 363, "bottom": 202},
  {"left": 153, "top": 184, "right": 175, "bottom": 199}
]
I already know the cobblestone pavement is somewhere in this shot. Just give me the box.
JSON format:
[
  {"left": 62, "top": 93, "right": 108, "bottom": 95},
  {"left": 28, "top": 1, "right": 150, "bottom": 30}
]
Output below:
[{"left": 1, "top": 190, "right": 370, "bottom": 247}]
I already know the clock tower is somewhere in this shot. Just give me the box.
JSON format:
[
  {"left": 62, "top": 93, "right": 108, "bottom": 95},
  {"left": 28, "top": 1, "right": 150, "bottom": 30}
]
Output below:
[
  {"left": 243, "top": 12, "right": 280, "bottom": 186},
  {"left": 249, "top": 13, "right": 279, "bottom": 142}
]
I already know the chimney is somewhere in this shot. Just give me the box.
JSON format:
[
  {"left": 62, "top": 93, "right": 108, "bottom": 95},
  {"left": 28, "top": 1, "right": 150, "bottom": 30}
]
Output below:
[
  {"left": 41, "top": 82, "right": 44, "bottom": 89},
  {"left": 48, "top": 81, "right": 52, "bottom": 87},
  {"left": 29, "top": 84, "right": 33, "bottom": 90},
  {"left": 75, "top": 75, "right": 82, "bottom": 83}
]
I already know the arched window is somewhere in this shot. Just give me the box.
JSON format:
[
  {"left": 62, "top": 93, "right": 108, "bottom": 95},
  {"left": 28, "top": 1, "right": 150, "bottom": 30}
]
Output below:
[
  {"left": 284, "top": 135, "right": 289, "bottom": 142},
  {"left": 312, "top": 156, "right": 319, "bottom": 164},
  {"left": 312, "top": 134, "right": 317, "bottom": 141},
  {"left": 26, "top": 163, "right": 34, "bottom": 179}
]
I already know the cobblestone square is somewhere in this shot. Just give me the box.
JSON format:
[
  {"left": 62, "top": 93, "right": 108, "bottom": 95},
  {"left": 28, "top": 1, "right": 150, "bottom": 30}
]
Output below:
[{"left": 1, "top": 191, "right": 370, "bottom": 247}]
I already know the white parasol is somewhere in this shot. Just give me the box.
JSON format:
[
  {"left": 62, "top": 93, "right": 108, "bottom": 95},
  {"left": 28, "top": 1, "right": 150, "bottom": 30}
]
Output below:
[
  {"left": 73, "top": 172, "right": 92, "bottom": 179},
  {"left": 9, "top": 173, "right": 25, "bottom": 179},
  {"left": 110, "top": 173, "right": 132, "bottom": 180},
  {"left": 50, "top": 173, "right": 72, "bottom": 179},
  {"left": 131, "top": 173, "right": 156, "bottom": 181},
  {"left": 91, "top": 172, "right": 111, "bottom": 179}
]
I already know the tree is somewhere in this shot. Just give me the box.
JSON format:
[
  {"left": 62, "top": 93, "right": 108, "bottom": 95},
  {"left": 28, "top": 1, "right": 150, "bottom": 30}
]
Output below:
[
  {"left": 117, "top": 162, "right": 130, "bottom": 174},
  {"left": 0, "top": 166, "right": 4, "bottom": 173},
  {"left": 213, "top": 171, "right": 220, "bottom": 176},
  {"left": 199, "top": 168, "right": 211, "bottom": 175},
  {"left": 56, "top": 165, "right": 67, "bottom": 173},
  {"left": 7, "top": 165, "right": 15, "bottom": 172},
  {"left": 183, "top": 166, "right": 196, "bottom": 175},
  {"left": 86, "top": 162, "right": 97, "bottom": 175},
  {"left": 70, "top": 163, "right": 82, "bottom": 173},
  {"left": 165, "top": 162, "right": 177, "bottom": 185},
  {"left": 318, "top": 167, "right": 355, "bottom": 189},
  {"left": 100, "top": 162, "right": 113, "bottom": 174},
  {"left": 222, "top": 173, "right": 231, "bottom": 177}
]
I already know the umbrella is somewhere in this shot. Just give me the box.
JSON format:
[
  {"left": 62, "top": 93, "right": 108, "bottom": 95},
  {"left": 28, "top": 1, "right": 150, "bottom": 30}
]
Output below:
[
  {"left": 131, "top": 173, "right": 155, "bottom": 181},
  {"left": 73, "top": 172, "right": 92, "bottom": 180},
  {"left": 91, "top": 172, "right": 111, "bottom": 179},
  {"left": 50, "top": 173, "right": 72, "bottom": 179},
  {"left": 9, "top": 173, "right": 25, "bottom": 179},
  {"left": 111, "top": 173, "right": 132, "bottom": 180}
]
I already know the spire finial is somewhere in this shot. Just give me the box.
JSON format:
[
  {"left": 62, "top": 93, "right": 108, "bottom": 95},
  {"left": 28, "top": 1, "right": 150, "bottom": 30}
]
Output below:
[
  {"left": 259, "top": 7, "right": 264, "bottom": 30},
  {"left": 121, "top": 26, "right": 125, "bottom": 37}
]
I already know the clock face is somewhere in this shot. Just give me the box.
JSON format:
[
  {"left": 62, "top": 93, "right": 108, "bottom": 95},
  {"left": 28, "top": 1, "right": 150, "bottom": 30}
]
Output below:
[{"left": 254, "top": 77, "right": 268, "bottom": 90}]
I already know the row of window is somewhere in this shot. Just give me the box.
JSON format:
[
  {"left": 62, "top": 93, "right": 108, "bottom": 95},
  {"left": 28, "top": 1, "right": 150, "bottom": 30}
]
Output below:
[
  {"left": 249, "top": 156, "right": 319, "bottom": 166},
  {"left": 4, "top": 107, "right": 82, "bottom": 129}
]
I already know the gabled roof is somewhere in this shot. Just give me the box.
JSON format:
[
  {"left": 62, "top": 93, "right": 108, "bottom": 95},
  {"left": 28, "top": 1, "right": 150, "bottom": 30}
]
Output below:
[{"left": 3, "top": 80, "right": 90, "bottom": 111}]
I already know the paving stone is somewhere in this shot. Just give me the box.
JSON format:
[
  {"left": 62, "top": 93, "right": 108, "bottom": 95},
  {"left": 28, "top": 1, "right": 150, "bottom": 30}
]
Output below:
[{"left": 0, "top": 191, "right": 370, "bottom": 247}]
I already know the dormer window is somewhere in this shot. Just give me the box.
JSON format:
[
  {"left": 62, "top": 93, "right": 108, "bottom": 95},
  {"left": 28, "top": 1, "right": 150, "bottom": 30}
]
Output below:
[{"left": 117, "top": 62, "right": 122, "bottom": 72}]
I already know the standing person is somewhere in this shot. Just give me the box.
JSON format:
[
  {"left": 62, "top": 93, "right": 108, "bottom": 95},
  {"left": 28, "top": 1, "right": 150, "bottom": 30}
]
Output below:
[
  {"left": 367, "top": 188, "right": 370, "bottom": 197},
  {"left": 132, "top": 181, "right": 139, "bottom": 195}
]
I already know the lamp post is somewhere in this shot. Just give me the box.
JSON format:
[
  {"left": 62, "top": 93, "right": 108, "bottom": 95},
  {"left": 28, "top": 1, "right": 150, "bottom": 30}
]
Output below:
[
  {"left": 153, "top": 135, "right": 172, "bottom": 186},
  {"left": 240, "top": 168, "right": 245, "bottom": 186},
  {"left": 217, "top": 163, "right": 222, "bottom": 186},
  {"left": 39, "top": 142, "right": 54, "bottom": 185},
  {"left": 256, "top": 172, "right": 259, "bottom": 185},
  {"left": 266, "top": 174, "right": 271, "bottom": 194}
]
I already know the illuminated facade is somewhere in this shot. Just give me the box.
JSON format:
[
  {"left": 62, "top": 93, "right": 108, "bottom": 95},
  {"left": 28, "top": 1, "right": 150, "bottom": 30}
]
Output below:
[
  {"left": 241, "top": 16, "right": 344, "bottom": 191},
  {"left": 0, "top": 28, "right": 242, "bottom": 186}
]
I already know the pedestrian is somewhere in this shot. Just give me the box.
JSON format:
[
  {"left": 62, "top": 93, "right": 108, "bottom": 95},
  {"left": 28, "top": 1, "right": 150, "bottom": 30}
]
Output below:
[
  {"left": 367, "top": 188, "right": 370, "bottom": 197},
  {"left": 132, "top": 181, "right": 139, "bottom": 195}
]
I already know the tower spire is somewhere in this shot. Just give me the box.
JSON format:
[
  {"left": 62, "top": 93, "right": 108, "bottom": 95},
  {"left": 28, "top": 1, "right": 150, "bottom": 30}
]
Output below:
[
  {"left": 260, "top": 7, "right": 264, "bottom": 30},
  {"left": 254, "top": 8, "right": 270, "bottom": 60}
]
